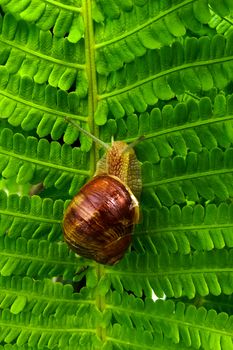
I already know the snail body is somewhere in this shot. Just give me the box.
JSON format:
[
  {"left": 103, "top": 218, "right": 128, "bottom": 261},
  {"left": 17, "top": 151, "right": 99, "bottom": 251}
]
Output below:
[{"left": 63, "top": 127, "right": 142, "bottom": 265}]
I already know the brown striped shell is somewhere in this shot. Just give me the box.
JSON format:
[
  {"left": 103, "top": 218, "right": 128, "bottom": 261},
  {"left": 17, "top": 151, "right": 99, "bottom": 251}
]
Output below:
[{"left": 63, "top": 141, "right": 141, "bottom": 265}]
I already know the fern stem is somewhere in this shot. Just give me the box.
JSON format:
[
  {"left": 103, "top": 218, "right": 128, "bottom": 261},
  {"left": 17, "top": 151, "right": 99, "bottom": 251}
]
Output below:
[
  {"left": 83, "top": 0, "right": 99, "bottom": 175},
  {"left": 83, "top": 0, "right": 107, "bottom": 343},
  {"left": 95, "top": 264, "right": 107, "bottom": 342}
]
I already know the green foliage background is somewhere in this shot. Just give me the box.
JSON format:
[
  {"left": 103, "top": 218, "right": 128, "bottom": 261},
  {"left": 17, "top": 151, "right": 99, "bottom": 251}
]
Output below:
[{"left": 0, "top": 0, "right": 232, "bottom": 349}]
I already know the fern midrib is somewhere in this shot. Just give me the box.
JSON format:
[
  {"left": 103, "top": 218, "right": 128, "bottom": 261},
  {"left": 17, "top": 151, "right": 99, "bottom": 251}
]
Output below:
[
  {"left": 124, "top": 113, "right": 233, "bottom": 144},
  {"left": 0, "top": 321, "right": 95, "bottom": 333},
  {"left": 99, "top": 56, "right": 233, "bottom": 100},
  {"left": 95, "top": 264, "right": 107, "bottom": 342},
  {"left": 0, "top": 37, "right": 84, "bottom": 70},
  {"left": 107, "top": 305, "right": 233, "bottom": 338},
  {"left": 43, "top": 0, "right": 82, "bottom": 12},
  {"left": 95, "top": 0, "right": 196, "bottom": 49},
  {"left": 0, "top": 250, "right": 76, "bottom": 267},
  {"left": 0, "top": 286, "right": 94, "bottom": 306},
  {"left": 84, "top": 0, "right": 98, "bottom": 175},
  {"left": 0, "top": 148, "right": 90, "bottom": 176},
  {"left": 135, "top": 222, "right": 233, "bottom": 235},
  {"left": 83, "top": 0, "right": 107, "bottom": 344},
  {"left": 0, "top": 207, "right": 61, "bottom": 224},
  {"left": 0, "top": 89, "right": 87, "bottom": 122},
  {"left": 107, "top": 267, "right": 232, "bottom": 276},
  {"left": 143, "top": 167, "right": 233, "bottom": 188}
]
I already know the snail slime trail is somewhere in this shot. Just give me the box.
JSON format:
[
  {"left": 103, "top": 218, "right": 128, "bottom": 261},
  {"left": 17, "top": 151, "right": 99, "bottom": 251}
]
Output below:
[{"left": 63, "top": 118, "right": 142, "bottom": 265}]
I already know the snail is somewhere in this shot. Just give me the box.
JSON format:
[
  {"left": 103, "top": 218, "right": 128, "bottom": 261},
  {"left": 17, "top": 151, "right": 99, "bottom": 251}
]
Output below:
[{"left": 63, "top": 118, "right": 142, "bottom": 265}]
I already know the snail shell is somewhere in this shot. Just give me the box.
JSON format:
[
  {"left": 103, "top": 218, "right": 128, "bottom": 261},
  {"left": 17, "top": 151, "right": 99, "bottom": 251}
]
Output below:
[{"left": 63, "top": 141, "right": 141, "bottom": 265}]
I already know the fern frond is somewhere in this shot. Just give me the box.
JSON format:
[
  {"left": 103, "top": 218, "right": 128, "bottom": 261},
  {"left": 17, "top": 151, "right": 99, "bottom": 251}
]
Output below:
[
  {"left": 0, "top": 290, "right": 232, "bottom": 350},
  {"left": 102, "top": 93, "right": 233, "bottom": 151},
  {"left": 0, "top": 127, "right": 89, "bottom": 195},
  {"left": 141, "top": 145, "right": 233, "bottom": 205},
  {"left": 0, "top": 309, "right": 99, "bottom": 349},
  {"left": 0, "top": 189, "right": 90, "bottom": 277},
  {"left": 0, "top": 187, "right": 86, "bottom": 278},
  {"left": 94, "top": 0, "right": 233, "bottom": 81},
  {"left": 134, "top": 203, "right": 233, "bottom": 255},
  {"left": 0, "top": 189, "right": 64, "bottom": 239},
  {"left": 0, "top": 67, "right": 89, "bottom": 144},
  {"left": 95, "top": 0, "right": 213, "bottom": 74},
  {"left": 1, "top": 1, "right": 233, "bottom": 349},
  {"left": 105, "top": 250, "right": 233, "bottom": 298},
  {"left": 0, "top": 13, "right": 85, "bottom": 85},
  {"left": 0, "top": 275, "right": 94, "bottom": 317},
  {"left": 0, "top": 235, "right": 83, "bottom": 279},
  {"left": 96, "top": 33, "right": 233, "bottom": 121},
  {"left": 0, "top": 0, "right": 83, "bottom": 43},
  {"left": 105, "top": 294, "right": 233, "bottom": 350},
  {"left": 0, "top": 8, "right": 88, "bottom": 144}
]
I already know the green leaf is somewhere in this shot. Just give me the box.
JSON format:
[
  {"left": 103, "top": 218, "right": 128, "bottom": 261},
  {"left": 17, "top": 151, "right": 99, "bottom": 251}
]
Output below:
[{"left": 0, "top": 1, "right": 233, "bottom": 349}]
